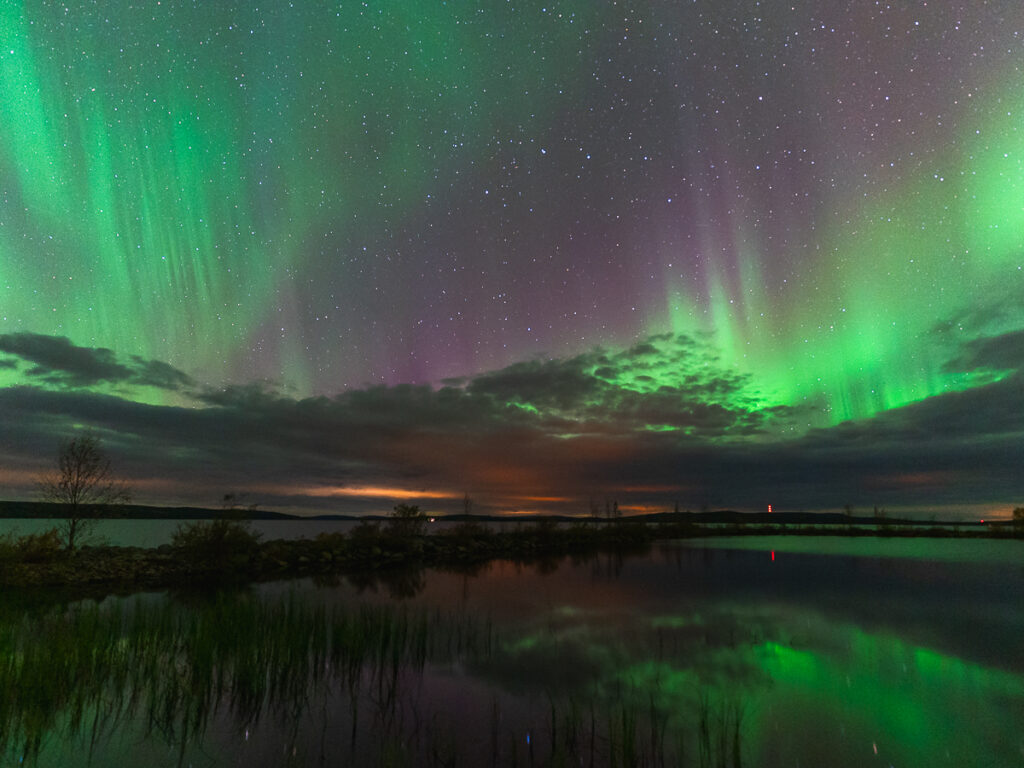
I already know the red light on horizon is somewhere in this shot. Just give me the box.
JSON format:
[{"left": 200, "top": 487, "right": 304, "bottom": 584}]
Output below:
[{"left": 768, "top": 504, "right": 773, "bottom": 514}]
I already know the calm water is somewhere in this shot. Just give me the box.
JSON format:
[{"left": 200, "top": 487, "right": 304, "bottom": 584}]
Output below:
[{"left": 1, "top": 537, "right": 1022, "bottom": 766}]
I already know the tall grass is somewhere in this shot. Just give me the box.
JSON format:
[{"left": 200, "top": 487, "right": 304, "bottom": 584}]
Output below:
[
  {"left": 0, "top": 592, "right": 484, "bottom": 766},
  {"left": 0, "top": 590, "right": 748, "bottom": 767}
]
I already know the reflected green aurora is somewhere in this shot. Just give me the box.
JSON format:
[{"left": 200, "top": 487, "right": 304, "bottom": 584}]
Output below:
[{"left": 1, "top": 541, "right": 1022, "bottom": 766}]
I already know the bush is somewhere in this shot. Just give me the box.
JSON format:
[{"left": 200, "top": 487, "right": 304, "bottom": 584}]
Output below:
[
  {"left": 171, "top": 519, "right": 262, "bottom": 573},
  {"left": 0, "top": 528, "right": 63, "bottom": 564},
  {"left": 387, "top": 504, "right": 426, "bottom": 538},
  {"left": 444, "top": 520, "right": 488, "bottom": 540},
  {"left": 349, "top": 520, "right": 381, "bottom": 542},
  {"left": 315, "top": 531, "right": 347, "bottom": 547}
]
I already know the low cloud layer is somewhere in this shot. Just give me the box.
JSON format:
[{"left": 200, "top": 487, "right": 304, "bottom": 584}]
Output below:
[
  {"left": 1, "top": 331, "right": 1022, "bottom": 518},
  {"left": 943, "top": 329, "right": 1024, "bottom": 375},
  {"left": 0, "top": 333, "right": 193, "bottom": 391}
]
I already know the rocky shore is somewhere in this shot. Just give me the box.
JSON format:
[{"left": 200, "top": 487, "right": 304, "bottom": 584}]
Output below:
[
  {"left": 0, "top": 521, "right": 657, "bottom": 592},
  {"left": 2, "top": 518, "right": 1018, "bottom": 596}
]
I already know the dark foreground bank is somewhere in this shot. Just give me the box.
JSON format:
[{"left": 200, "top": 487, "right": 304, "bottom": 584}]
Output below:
[{"left": 1, "top": 517, "right": 1021, "bottom": 593}]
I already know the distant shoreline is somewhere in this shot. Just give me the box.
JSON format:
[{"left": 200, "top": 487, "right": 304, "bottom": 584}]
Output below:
[
  {"left": 0, "top": 500, "right": 995, "bottom": 528},
  {"left": 0, "top": 514, "right": 1019, "bottom": 600}
]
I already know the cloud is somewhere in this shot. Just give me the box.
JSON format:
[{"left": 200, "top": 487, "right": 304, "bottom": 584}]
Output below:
[
  {"left": 0, "top": 333, "right": 130, "bottom": 385},
  {"left": 460, "top": 334, "right": 800, "bottom": 437},
  {"left": 129, "top": 356, "right": 195, "bottom": 390},
  {"left": 0, "top": 332, "right": 1021, "bottom": 516},
  {"left": 943, "top": 329, "right": 1024, "bottom": 373},
  {"left": 192, "top": 333, "right": 792, "bottom": 442},
  {"left": 0, "top": 333, "right": 193, "bottom": 391}
]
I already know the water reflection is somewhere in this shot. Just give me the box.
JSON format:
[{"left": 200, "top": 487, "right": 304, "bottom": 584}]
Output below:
[{"left": 0, "top": 541, "right": 1022, "bottom": 766}]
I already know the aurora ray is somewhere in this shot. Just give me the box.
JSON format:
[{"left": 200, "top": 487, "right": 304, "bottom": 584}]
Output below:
[{"left": 1, "top": 0, "right": 1022, "bottom": 515}]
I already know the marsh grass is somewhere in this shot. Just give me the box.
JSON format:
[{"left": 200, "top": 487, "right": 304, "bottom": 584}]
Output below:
[
  {"left": 0, "top": 591, "right": 486, "bottom": 766},
  {"left": 504, "top": 690, "right": 744, "bottom": 768},
  {"left": 0, "top": 588, "right": 748, "bottom": 767}
]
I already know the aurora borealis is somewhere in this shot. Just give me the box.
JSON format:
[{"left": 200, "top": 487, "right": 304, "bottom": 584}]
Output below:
[{"left": 1, "top": 1, "right": 1023, "bottom": 516}]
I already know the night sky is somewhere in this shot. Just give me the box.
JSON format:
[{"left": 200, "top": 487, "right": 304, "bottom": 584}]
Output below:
[{"left": 1, "top": 1, "right": 1022, "bottom": 518}]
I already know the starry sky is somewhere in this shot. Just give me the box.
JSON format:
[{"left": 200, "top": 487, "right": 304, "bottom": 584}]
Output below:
[{"left": 1, "top": 1, "right": 1022, "bottom": 518}]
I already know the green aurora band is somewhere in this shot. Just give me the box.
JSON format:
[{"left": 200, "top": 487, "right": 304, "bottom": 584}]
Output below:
[
  {"left": 1, "top": 1, "right": 1022, "bottom": 430},
  {"left": 1, "top": 1, "right": 597, "bottom": 392},
  {"left": 663, "top": 72, "right": 1024, "bottom": 421}
]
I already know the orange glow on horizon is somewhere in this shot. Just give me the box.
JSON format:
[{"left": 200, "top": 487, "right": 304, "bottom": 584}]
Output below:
[
  {"left": 619, "top": 504, "right": 666, "bottom": 514},
  {"left": 0, "top": 469, "right": 199, "bottom": 495},
  {"left": 493, "top": 508, "right": 555, "bottom": 516},
  {"left": 300, "top": 486, "right": 459, "bottom": 500},
  {"left": 0, "top": 468, "right": 45, "bottom": 487},
  {"left": 619, "top": 484, "right": 689, "bottom": 493}
]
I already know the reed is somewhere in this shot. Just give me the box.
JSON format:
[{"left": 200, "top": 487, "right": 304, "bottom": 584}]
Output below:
[
  {"left": 0, "top": 589, "right": 749, "bottom": 767},
  {"left": 0, "top": 592, "right": 490, "bottom": 766}
]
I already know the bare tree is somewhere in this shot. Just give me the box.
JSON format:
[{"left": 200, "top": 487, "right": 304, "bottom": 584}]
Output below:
[
  {"left": 37, "top": 433, "right": 131, "bottom": 552},
  {"left": 221, "top": 491, "right": 259, "bottom": 519}
]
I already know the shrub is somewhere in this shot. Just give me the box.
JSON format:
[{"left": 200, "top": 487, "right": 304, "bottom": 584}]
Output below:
[
  {"left": 349, "top": 520, "right": 381, "bottom": 543},
  {"left": 171, "top": 519, "right": 262, "bottom": 573},
  {"left": 445, "top": 520, "right": 488, "bottom": 540},
  {"left": 0, "top": 528, "right": 63, "bottom": 564},
  {"left": 388, "top": 504, "right": 426, "bottom": 538},
  {"left": 529, "top": 519, "right": 559, "bottom": 536},
  {"left": 315, "top": 531, "right": 347, "bottom": 546}
]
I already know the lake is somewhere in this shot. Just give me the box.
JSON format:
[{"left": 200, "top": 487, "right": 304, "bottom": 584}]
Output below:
[{"left": 1, "top": 537, "right": 1022, "bottom": 766}]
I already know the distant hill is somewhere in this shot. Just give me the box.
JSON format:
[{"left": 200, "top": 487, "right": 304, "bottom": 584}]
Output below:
[
  {"left": 634, "top": 510, "right": 895, "bottom": 526},
  {"left": 0, "top": 501, "right": 970, "bottom": 527},
  {"left": 416, "top": 510, "right": 935, "bottom": 527},
  {"left": 0, "top": 501, "right": 299, "bottom": 521}
]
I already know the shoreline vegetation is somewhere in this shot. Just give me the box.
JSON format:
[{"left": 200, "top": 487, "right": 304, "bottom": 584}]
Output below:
[
  {"left": 0, "top": 505, "right": 1020, "bottom": 594},
  {"left": 0, "top": 500, "right": 1011, "bottom": 527}
]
